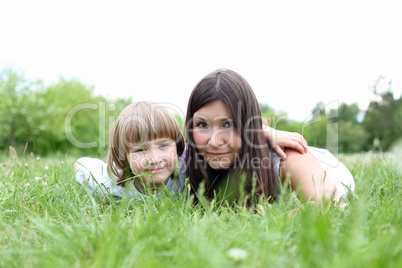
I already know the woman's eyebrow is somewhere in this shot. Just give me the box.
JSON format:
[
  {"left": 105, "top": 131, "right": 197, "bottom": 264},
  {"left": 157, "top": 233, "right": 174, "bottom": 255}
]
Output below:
[
  {"left": 217, "top": 116, "right": 232, "bottom": 121},
  {"left": 193, "top": 116, "right": 207, "bottom": 121}
]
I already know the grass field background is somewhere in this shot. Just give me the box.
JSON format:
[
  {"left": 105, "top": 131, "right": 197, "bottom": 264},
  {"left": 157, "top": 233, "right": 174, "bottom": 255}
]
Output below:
[{"left": 1, "top": 151, "right": 401, "bottom": 267}]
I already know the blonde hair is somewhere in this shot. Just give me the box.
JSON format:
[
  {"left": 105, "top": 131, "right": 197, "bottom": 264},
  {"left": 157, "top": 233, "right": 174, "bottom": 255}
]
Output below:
[{"left": 107, "top": 101, "right": 185, "bottom": 185}]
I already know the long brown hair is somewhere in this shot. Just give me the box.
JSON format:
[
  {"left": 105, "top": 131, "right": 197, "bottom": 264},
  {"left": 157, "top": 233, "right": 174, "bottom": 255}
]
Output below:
[
  {"left": 184, "top": 69, "right": 279, "bottom": 202},
  {"left": 107, "top": 101, "right": 185, "bottom": 185}
]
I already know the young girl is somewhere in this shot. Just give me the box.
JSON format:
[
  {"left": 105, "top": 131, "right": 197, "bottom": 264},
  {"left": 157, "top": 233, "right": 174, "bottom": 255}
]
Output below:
[
  {"left": 74, "top": 101, "right": 308, "bottom": 200},
  {"left": 74, "top": 101, "right": 186, "bottom": 199},
  {"left": 184, "top": 69, "right": 355, "bottom": 204}
]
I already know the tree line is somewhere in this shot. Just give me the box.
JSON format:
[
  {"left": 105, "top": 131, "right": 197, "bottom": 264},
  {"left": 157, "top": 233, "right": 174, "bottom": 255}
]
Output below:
[
  {"left": 1, "top": 67, "right": 401, "bottom": 156},
  {"left": 0, "top": 67, "right": 131, "bottom": 156},
  {"left": 261, "top": 78, "right": 402, "bottom": 153}
]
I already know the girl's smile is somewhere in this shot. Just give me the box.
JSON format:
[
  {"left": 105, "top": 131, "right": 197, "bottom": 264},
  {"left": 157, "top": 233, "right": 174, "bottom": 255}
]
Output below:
[{"left": 149, "top": 166, "right": 167, "bottom": 173}]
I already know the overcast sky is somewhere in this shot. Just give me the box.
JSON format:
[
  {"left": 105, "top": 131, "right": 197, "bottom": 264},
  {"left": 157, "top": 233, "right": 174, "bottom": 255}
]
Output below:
[{"left": 1, "top": 0, "right": 401, "bottom": 121}]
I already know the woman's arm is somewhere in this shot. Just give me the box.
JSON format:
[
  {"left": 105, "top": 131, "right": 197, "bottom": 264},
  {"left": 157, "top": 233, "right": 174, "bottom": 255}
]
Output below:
[
  {"left": 280, "top": 148, "right": 336, "bottom": 201},
  {"left": 264, "top": 126, "right": 308, "bottom": 160}
]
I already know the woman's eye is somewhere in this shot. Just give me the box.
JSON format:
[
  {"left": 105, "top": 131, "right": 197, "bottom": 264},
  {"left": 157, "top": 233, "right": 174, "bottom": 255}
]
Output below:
[
  {"left": 195, "top": 122, "right": 209, "bottom": 128},
  {"left": 223, "top": 121, "right": 233, "bottom": 128}
]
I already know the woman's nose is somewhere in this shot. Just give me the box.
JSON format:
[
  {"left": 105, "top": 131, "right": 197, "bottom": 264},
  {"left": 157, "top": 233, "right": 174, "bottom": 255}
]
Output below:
[{"left": 208, "top": 129, "right": 228, "bottom": 148}]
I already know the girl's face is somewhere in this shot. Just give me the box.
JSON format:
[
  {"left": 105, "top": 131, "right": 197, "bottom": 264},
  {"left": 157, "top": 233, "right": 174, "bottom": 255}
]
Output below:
[
  {"left": 192, "top": 100, "right": 242, "bottom": 170},
  {"left": 127, "top": 138, "right": 178, "bottom": 193}
]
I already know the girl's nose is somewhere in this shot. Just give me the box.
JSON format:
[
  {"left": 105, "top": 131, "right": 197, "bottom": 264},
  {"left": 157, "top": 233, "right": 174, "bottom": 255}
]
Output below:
[{"left": 145, "top": 149, "right": 162, "bottom": 164}]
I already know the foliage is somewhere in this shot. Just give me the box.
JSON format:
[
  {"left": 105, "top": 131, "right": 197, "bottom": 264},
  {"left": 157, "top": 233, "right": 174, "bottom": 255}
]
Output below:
[
  {"left": 301, "top": 102, "right": 331, "bottom": 149},
  {"left": 0, "top": 67, "right": 42, "bottom": 151},
  {"left": 30, "top": 78, "right": 130, "bottom": 155},
  {"left": 260, "top": 76, "right": 401, "bottom": 153},
  {"left": 0, "top": 68, "right": 131, "bottom": 156},
  {"left": 1, "top": 67, "right": 401, "bottom": 155},
  {"left": 363, "top": 90, "right": 402, "bottom": 151},
  {"left": 0, "top": 152, "right": 401, "bottom": 267},
  {"left": 334, "top": 103, "right": 368, "bottom": 153}
]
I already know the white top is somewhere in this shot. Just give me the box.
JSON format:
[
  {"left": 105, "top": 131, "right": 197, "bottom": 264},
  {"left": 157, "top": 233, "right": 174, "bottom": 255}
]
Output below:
[{"left": 307, "top": 147, "right": 355, "bottom": 197}]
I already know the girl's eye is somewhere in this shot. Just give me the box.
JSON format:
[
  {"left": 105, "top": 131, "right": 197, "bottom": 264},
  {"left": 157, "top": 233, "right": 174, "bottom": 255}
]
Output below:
[
  {"left": 133, "top": 148, "right": 146, "bottom": 153},
  {"left": 160, "top": 143, "right": 169, "bottom": 149}
]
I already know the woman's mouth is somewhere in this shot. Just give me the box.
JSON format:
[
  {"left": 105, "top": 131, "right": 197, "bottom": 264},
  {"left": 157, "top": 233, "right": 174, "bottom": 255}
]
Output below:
[{"left": 206, "top": 152, "right": 229, "bottom": 158}]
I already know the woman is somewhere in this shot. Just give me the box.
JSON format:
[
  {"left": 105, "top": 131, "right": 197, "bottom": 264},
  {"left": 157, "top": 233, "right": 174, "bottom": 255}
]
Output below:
[{"left": 184, "top": 69, "right": 355, "bottom": 204}]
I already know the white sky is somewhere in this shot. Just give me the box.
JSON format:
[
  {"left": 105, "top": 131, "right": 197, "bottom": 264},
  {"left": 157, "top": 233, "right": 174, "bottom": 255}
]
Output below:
[{"left": 1, "top": 0, "right": 401, "bottom": 121}]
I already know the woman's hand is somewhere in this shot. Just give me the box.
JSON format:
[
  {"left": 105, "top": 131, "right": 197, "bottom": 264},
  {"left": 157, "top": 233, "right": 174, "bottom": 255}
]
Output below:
[{"left": 263, "top": 126, "right": 308, "bottom": 160}]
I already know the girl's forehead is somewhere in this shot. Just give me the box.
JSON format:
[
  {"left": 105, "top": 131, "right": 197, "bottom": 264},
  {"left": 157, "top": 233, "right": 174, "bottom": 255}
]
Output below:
[{"left": 131, "top": 137, "right": 175, "bottom": 146}]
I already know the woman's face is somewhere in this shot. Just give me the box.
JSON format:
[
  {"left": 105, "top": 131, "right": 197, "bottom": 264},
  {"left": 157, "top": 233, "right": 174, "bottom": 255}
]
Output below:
[{"left": 192, "top": 100, "right": 242, "bottom": 170}]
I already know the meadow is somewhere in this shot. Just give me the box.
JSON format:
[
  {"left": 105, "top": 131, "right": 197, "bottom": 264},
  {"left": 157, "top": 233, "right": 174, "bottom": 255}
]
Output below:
[{"left": 0, "top": 151, "right": 401, "bottom": 267}]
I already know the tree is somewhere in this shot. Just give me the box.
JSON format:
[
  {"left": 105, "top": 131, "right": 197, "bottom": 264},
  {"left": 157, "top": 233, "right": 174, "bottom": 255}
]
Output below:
[
  {"left": 301, "top": 102, "right": 330, "bottom": 149},
  {"left": 0, "top": 67, "right": 42, "bottom": 150},
  {"left": 333, "top": 103, "right": 368, "bottom": 153},
  {"left": 0, "top": 67, "right": 134, "bottom": 155},
  {"left": 338, "top": 103, "right": 360, "bottom": 123},
  {"left": 31, "top": 78, "right": 131, "bottom": 155},
  {"left": 260, "top": 102, "right": 290, "bottom": 129},
  {"left": 363, "top": 83, "right": 402, "bottom": 151}
]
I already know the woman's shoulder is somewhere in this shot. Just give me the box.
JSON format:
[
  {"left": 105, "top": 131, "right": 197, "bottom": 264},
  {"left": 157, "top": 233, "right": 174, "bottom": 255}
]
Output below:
[{"left": 280, "top": 148, "right": 322, "bottom": 171}]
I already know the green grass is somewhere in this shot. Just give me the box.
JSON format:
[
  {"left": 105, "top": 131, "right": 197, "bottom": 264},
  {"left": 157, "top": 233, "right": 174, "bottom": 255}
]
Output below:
[{"left": 0, "top": 152, "right": 401, "bottom": 267}]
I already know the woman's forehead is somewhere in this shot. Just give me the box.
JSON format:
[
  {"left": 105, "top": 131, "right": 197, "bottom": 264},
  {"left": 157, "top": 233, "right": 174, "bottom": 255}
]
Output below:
[{"left": 193, "top": 100, "right": 231, "bottom": 118}]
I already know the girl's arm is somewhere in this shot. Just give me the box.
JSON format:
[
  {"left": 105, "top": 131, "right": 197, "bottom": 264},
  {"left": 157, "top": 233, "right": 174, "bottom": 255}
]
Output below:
[
  {"left": 264, "top": 126, "right": 308, "bottom": 160},
  {"left": 280, "top": 148, "right": 336, "bottom": 201}
]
